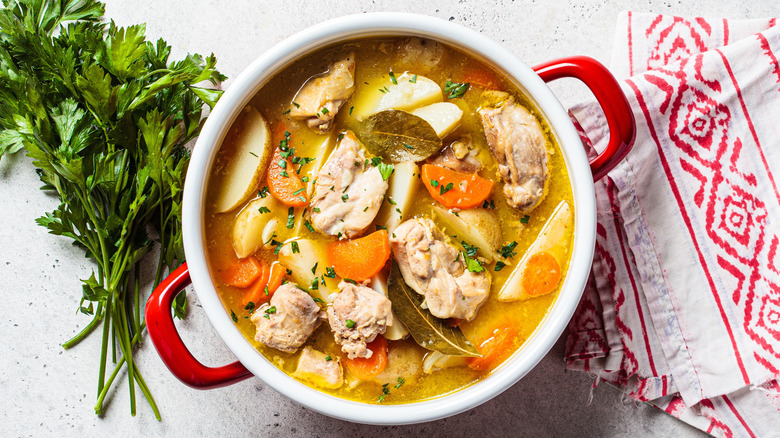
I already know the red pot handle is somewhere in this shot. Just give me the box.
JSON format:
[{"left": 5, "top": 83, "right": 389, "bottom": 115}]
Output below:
[
  {"left": 533, "top": 56, "right": 636, "bottom": 181},
  {"left": 145, "top": 263, "right": 252, "bottom": 389}
]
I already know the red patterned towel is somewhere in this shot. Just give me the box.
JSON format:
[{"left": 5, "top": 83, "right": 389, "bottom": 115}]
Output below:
[{"left": 566, "top": 12, "right": 780, "bottom": 437}]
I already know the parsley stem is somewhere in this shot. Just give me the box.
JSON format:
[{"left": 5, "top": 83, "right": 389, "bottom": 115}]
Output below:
[{"left": 62, "top": 302, "right": 104, "bottom": 349}]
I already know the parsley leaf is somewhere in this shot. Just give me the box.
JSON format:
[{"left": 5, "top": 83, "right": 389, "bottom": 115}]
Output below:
[{"left": 445, "top": 81, "right": 470, "bottom": 98}]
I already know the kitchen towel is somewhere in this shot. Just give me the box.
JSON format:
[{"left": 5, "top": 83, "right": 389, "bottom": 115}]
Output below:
[{"left": 566, "top": 12, "right": 780, "bottom": 437}]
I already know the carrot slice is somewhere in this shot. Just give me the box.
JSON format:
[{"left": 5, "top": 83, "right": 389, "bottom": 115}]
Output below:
[
  {"left": 221, "top": 256, "right": 263, "bottom": 288},
  {"left": 267, "top": 124, "right": 307, "bottom": 207},
  {"left": 521, "top": 251, "right": 561, "bottom": 297},
  {"left": 326, "top": 230, "right": 391, "bottom": 282},
  {"left": 461, "top": 67, "right": 501, "bottom": 90},
  {"left": 421, "top": 164, "right": 494, "bottom": 209},
  {"left": 243, "top": 260, "right": 271, "bottom": 305},
  {"left": 466, "top": 322, "right": 517, "bottom": 371},
  {"left": 344, "top": 335, "right": 388, "bottom": 380},
  {"left": 266, "top": 262, "right": 287, "bottom": 295}
]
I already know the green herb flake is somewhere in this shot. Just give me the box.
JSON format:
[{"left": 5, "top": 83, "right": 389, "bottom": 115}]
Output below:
[
  {"left": 314, "top": 297, "right": 324, "bottom": 303},
  {"left": 344, "top": 279, "right": 358, "bottom": 285},
  {"left": 249, "top": 151, "right": 258, "bottom": 158},
  {"left": 395, "top": 377, "right": 405, "bottom": 389},
  {"left": 402, "top": 142, "right": 414, "bottom": 149},
  {"left": 231, "top": 310, "right": 238, "bottom": 322},
  {"left": 387, "top": 197, "right": 397, "bottom": 206},
  {"left": 313, "top": 207, "right": 321, "bottom": 213},
  {"left": 499, "top": 241, "right": 519, "bottom": 259},
  {"left": 325, "top": 355, "right": 332, "bottom": 361},
  {"left": 304, "top": 220, "right": 315, "bottom": 233},
  {"left": 461, "top": 241, "right": 479, "bottom": 257},
  {"left": 291, "top": 241, "right": 300, "bottom": 254},
  {"left": 345, "top": 319, "right": 356, "bottom": 328},
  {"left": 389, "top": 71, "right": 398, "bottom": 84},
  {"left": 278, "top": 159, "right": 287, "bottom": 169},
  {"left": 325, "top": 267, "right": 337, "bottom": 278},
  {"left": 463, "top": 253, "right": 485, "bottom": 273},
  {"left": 430, "top": 179, "right": 439, "bottom": 188},
  {"left": 311, "top": 262, "right": 319, "bottom": 275},
  {"left": 494, "top": 261, "right": 507, "bottom": 271},
  {"left": 341, "top": 194, "right": 349, "bottom": 202},
  {"left": 292, "top": 188, "right": 305, "bottom": 195},
  {"left": 245, "top": 301, "right": 255, "bottom": 312},
  {"left": 293, "top": 102, "right": 301, "bottom": 108},
  {"left": 520, "top": 215, "right": 530, "bottom": 224},
  {"left": 286, "top": 207, "right": 295, "bottom": 229},
  {"left": 440, "top": 182, "right": 454, "bottom": 195},
  {"left": 259, "top": 187, "right": 270, "bottom": 198},
  {"left": 282, "top": 109, "right": 291, "bottom": 115},
  {"left": 320, "top": 107, "right": 330, "bottom": 115},
  {"left": 370, "top": 157, "right": 382, "bottom": 167},
  {"left": 350, "top": 106, "right": 354, "bottom": 115},
  {"left": 264, "top": 306, "right": 276, "bottom": 316},
  {"left": 444, "top": 80, "right": 470, "bottom": 99},
  {"left": 310, "top": 278, "right": 319, "bottom": 291},
  {"left": 258, "top": 206, "right": 270, "bottom": 214},
  {"left": 379, "top": 163, "right": 395, "bottom": 181},
  {"left": 301, "top": 176, "right": 310, "bottom": 183},
  {"left": 378, "top": 384, "right": 390, "bottom": 402},
  {"left": 410, "top": 74, "right": 418, "bottom": 83},
  {"left": 376, "top": 225, "right": 388, "bottom": 231},
  {"left": 280, "top": 170, "right": 290, "bottom": 178}
]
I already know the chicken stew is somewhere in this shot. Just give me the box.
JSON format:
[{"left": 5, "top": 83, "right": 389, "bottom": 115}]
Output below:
[{"left": 205, "top": 37, "right": 574, "bottom": 404}]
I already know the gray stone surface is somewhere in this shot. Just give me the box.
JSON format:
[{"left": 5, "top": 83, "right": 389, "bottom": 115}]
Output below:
[{"left": 1, "top": 0, "right": 775, "bottom": 436}]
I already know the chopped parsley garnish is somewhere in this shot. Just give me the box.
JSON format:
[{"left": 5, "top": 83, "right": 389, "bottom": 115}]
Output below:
[
  {"left": 313, "top": 207, "right": 321, "bottom": 213},
  {"left": 292, "top": 102, "right": 301, "bottom": 108},
  {"left": 279, "top": 170, "right": 289, "bottom": 178},
  {"left": 278, "top": 159, "right": 287, "bottom": 169},
  {"left": 341, "top": 194, "right": 349, "bottom": 202},
  {"left": 482, "top": 199, "right": 496, "bottom": 209},
  {"left": 461, "top": 241, "right": 479, "bottom": 257},
  {"left": 430, "top": 179, "right": 439, "bottom": 188},
  {"left": 370, "top": 157, "right": 382, "bottom": 167},
  {"left": 444, "top": 80, "right": 470, "bottom": 99},
  {"left": 258, "top": 186, "right": 270, "bottom": 198},
  {"left": 463, "top": 253, "right": 485, "bottom": 273},
  {"left": 272, "top": 240, "right": 284, "bottom": 255},
  {"left": 301, "top": 176, "right": 310, "bottom": 183},
  {"left": 325, "top": 267, "right": 337, "bottom": 278},
  {"left": 363, "top": 206, "right": 369, "bottom": 212},
  {"left": 263, "top": 306, "right": 276, "bottom": 318},
  {"left": 313, "top": 297, "right": 324, "bottom": 303},
  {"left": 410, "top": 74, "right": 418, "bottom": 83},
  {"left": 440, "top": 182, "right": 454, "bottom": 195},
  {"left": 395, "top": 377, "right": 405, "bottom": 389},
  {"left": 320, "top": 107, "right": 329, "bottom": 115},
  {"left": 244, "top": 302, "right": 255, "bottom": 313},
  {"left": 387, "top": 197, "right": 397, "bottom": 206},
  {"left": 344, "top": 279, "right": 357, "bottom": 285},
  {"left": 292, "top": 188, "right": 305, "bottom": 196},
  {"left": 376, "top": 225, "right": 388, "bottom": 231},
  {"left": 304, "top": 220, "right": 315, "bottom": 233},
  {"left": 325, "top": 355, "right": 333, "bottom": 361},
  {"left": 282, "top": 109, "right": 291, "bottom": 115},
  {"left": 264, "top": 232, "right": 277, "bottom": 246},
  {"left": 311, "top": 262, "right": 319, "bottom": 275},
  {"left": 291, "top": 241, "right": 300, "bottom": 254},
  {"left": 345, "top": 319, "right": 356, "bottom": 328},
  {"left": 338, "top": 132, "right": 344, "bottom": 141},
  {"left": 230, "top": 310, "right": 238, "bottom": 322},
  {"left": 258, "top": 206, "right": 270, "bottom": 214},
  {"left": 499, "top": 241, "right": 519, "bottom": 259},
  {"left": 520, "top": 215, "right": 530, "bottom": 224},
  {"left": 264, "top": 285, "right": 269, "bottom": 296},
  {"left": 249, "top": 151, "right": 258, "bottom": 158},
  {"left": 402, "top": 142, "right": 414, "bottom": 149},
  {"left": 310, "top": 278, "right": 319, "bottom": 290},
  {"left": 494, "top": 261, "right": 507, "bottom": 271},
  {"left": 378, "top": 384, "right": 390, "bottom": 402},
  {"left": 378, "top": 163, "right": 394, "bottom": 181},
  {"left": 389, "top": 71, "right": 398, "bottom": 84},
  {"left": 350, "top": 106, "right": 354, "bottom": 115},
  {"left": 286, "top": 207, "right": 295, "bottom": 229}
]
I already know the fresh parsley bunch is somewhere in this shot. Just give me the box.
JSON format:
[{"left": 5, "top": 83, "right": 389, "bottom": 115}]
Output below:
[{"left": 0, "top": 0, "right": 225, "bottom": 418}]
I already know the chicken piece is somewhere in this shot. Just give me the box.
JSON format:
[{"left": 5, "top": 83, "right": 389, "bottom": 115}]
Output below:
[
  {"left": 479, "top": 97, "right": 548, "bottom": 212},
  {"left": 309, "top": 131, "right": 389, "bottom": 238},
  {"left": 390, "top": 218, "right": 490, "bottom": 321},
  {"left": 396, "top": 37, "right": 445, "bottom": 73},
  {"left": 289, "top": 54, "right": 356, "bottom": 132},
  {"left": 428, "top": 136, "right": 482, "bottom": 173},
  {"left": 293, "top": 347, "right": 344, "bottom": 389},
  {"left": 327, "top": 281, "right": 393, "bottom": 359},
  {"left": 250, "top": 283, "right": 324, "bottom": 353}
]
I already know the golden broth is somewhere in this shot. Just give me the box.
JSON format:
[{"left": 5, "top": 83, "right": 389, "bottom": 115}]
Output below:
[{"left": 204, "top": 37, "right": 574, "bottom": 404}]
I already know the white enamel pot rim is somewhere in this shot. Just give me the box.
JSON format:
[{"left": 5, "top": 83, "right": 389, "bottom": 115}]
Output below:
[{"left": 182, "top": 12, "right": 596, "bottom": 425}]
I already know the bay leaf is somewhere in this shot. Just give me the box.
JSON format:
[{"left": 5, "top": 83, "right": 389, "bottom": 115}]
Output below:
[
  {"left": 387, "top": 263, "right": 481, "bottom": 357},
  {"left": 357, "top": 110, "right": 442, "bottom": 163}
]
